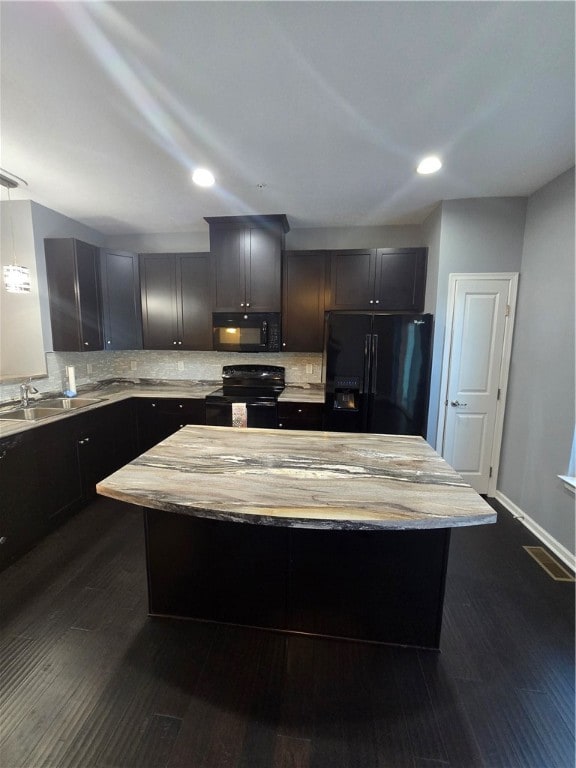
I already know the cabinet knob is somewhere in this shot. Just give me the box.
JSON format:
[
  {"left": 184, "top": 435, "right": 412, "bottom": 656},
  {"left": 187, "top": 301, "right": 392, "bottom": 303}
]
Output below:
[
  {"left": 240, "top": 303, "right": 245, "bottom": 307},
  {"left": 278, "top": 423, "right": 283, "bottom": 428},
  {"left": 282, "top": 342, "right": 286, "bottom": 347},
  {"left": 151, "top": 403, "right": 156, "bottom": 407},
  {"left": 173, "top": 341, "right": 178, "bottom": 345},
  {"left": 106, "top": 340, "right": 111, "bottom": 345},
  {"left": 84, "top": 342, "right": 89, "bottom": 346},
  {"left": 375, "top": 299, "right": 380, "bottom": 304},
  {"left": 246, "top": 303, "right": 250, "bottom": 308},
  {"left": 178, "top": 341, "right": 182, "bottom": 345},
  {"left": 179, "top": 404, "right": 183, "bottom": 408},
  {"left": 369, "top": 300, "right": 374, "bottom": 304},
  {"left": 0, "top": 536, "right": 6, "bottom": 545}
]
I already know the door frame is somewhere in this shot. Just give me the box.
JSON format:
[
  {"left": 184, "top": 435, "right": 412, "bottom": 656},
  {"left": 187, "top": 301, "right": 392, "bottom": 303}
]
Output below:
[{"left": 436, "top": 272, "right": 519, "bottom": 496}]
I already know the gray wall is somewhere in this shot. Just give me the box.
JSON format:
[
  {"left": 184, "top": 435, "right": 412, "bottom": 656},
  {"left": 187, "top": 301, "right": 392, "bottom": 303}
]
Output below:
[
  {"left": 426, "top": 197, "right": 527, "bottom": 444},
  {"left": 498, "top": 168, "right": 575, "bottom": 554},
  {"left": 104, "top": 223, "right": 424, "bottom": 254}
]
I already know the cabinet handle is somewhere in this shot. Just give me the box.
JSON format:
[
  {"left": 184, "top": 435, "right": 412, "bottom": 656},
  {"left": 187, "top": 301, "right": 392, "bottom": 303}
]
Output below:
[
  {"left": 79, "top": 437, "right": 91, "bottom": 445},
  {"left": 0, "top": 450, "right": 6, "bottom": 460}
]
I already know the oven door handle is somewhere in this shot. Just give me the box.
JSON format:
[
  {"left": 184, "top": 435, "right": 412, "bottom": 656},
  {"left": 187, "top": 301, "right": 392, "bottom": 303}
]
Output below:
[
  {"left": 262, "top": 320, "right": 268, "bottom": 346},
  {"left": 247, "top": 401, "right": 276, "bottom": 407}
]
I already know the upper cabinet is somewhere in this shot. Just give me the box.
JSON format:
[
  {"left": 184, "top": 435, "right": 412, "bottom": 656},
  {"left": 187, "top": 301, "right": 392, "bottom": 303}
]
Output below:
[
  {"left": 328, "top": 247, "right": 427, "bottom": 312},
  {"left": 206, "top": 214, "right": 289, "bottom": 312},
  {"left": 282, "top": 251, "right": 328, "bottom": 352},
  {"left": 100, "top": 250, "right": 143, "bottom": 350},
  {"left": 45, "top": 238, "right": 103, "bottom": 351},
  {"left": 140, "top": 252, "right": 212, "bottom": 350}
]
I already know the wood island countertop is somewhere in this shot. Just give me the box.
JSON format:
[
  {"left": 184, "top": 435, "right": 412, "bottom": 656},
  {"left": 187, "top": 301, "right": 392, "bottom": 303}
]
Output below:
[{"left": 96, "top": 425, "right": 496, "bottom": 530}]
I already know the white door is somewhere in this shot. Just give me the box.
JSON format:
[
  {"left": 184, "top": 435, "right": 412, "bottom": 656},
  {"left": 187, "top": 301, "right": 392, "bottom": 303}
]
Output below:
[{"left": 437, "top": 274, "right": 518, "bottom": 494}]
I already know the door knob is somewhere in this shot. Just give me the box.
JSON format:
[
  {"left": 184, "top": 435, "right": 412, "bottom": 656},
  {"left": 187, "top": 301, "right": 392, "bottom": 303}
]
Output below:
[{"left": 450, "top": 400, "right": 468, "bottom": 407}]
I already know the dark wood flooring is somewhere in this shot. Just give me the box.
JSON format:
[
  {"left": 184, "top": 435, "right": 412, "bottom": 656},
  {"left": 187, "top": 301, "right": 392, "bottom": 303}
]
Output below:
[{"left": 0, "top": 497, "right": 573, "bottom": 768}]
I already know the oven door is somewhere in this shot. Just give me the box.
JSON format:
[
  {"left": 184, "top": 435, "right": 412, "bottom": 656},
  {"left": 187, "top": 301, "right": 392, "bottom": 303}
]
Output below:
[{"left": 206, "top": 400, "right": 278, "bottom": 429}]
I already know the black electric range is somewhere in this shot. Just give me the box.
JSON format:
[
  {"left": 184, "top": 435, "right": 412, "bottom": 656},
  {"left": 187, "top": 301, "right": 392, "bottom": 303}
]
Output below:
[{"left": 205, "top": 365, "right": 285, "bottom": 429}]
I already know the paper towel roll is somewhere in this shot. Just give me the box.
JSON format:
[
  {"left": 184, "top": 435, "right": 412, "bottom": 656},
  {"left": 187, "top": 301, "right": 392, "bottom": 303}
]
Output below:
[{"left": 66, "top": 365, "right": 76, "bottom": 395}]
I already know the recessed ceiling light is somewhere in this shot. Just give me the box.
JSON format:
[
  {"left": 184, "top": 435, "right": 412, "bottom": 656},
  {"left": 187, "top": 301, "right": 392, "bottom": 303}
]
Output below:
[
  {"left": 192, "top": 168, "right": 215, "bottom": 187},
  {"left": 416, "top": 156, "right": 442, "bottom": 175}
]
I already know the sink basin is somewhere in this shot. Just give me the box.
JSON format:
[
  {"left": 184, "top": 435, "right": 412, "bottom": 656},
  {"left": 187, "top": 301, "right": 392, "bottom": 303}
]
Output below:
[
  {"left": 0, "top": 407, "right": 61, "bottom": 421},
  {"left": 40, "top": 397, "right": 104, "bottom": 410}
]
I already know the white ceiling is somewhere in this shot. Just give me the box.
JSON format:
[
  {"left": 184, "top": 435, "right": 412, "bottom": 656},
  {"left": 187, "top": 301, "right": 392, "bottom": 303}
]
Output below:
[{"left": 1, "top": 1, "right": 574, "bottom": 235}]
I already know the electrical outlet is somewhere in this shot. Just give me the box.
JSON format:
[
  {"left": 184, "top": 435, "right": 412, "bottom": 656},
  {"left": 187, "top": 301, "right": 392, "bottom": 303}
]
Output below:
[
  {"left": 86, "top": 363, "right": 93, "bottom": 374},
  {"left": 306, "top": 364, "right": 313, "bottom": 374},
  {"left": 177, "top": 360, "right": 185, "bottom": 371},
  {"left": 130, "top": 361, "right": 137, "bottom": 371}
]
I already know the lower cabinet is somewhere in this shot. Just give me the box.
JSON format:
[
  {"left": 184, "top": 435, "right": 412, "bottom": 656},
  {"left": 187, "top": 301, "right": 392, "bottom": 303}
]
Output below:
[
  {"left": 278, "top": 402, "right": 324, "bottom": 431},
  {"left": 0, "top": 431, "right": 45, "bottom": 570},
  {"left": 136, "top": 398, "right": 206, "bottom": 453},
  {"left": 0, "top": 399, "right": 138, "bottom": 572}
]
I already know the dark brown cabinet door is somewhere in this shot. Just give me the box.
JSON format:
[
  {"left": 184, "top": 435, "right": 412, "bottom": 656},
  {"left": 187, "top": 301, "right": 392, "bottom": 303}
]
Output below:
[
  {"left": 136, "top": 398, "right": 206, "bottom": 453},
  {"left": 140, "top": 254, "right": 180, "bottom": 349},
  {"left": 179, "top": 254, "right": 212, "bottom": 350},
  {"left": 375, "top": 248, "right": 427, "bottom": 311},
  {"left": 328, "top": 249, "right": 375, "bottom": 310},
  {"left": 329, "top": 247, "right": 427, "bottom": 311},
  {"left": 100, "top": 250, "right": 143, "bottom": 350},
  {"left": 282, "top": 251, "right": 328, "bottom": 352},
  {"left": 45, "top": 238, "right": 103, "bottom": 351},
  {"left": 278, "top": 402, "right": 324, "bottom": 430},
  {"left": 35, "top": 419, "right": 84, "bottom": 522},
  {"left": 207, "top": 215, "right": 288, "bottom": 312},
  {"left": 141, "top": 253, "right": 212, "bottom": 350},
  {"left": 0, "top": 433, "right": 44, "bottom": 571},
  {"left": 210, "top": 226, "right": 245, "bottom": 311},
  {"left": 246, "top": 226, "right": 282, "bottom": 311}
]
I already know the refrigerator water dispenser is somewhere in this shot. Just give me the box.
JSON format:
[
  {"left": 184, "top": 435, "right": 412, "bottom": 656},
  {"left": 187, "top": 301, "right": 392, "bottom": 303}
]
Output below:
[{"left": 333, "top": 376, "right": 361, "bottom": 410}]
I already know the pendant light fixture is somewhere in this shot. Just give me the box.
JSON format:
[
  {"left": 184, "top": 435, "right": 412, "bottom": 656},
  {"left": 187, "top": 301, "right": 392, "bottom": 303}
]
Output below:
[{"left": 1, "top": 171, "right": 31, "bottom": 294}]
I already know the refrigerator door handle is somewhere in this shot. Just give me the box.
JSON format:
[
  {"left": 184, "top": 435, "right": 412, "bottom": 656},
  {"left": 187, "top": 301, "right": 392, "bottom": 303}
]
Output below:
[
  {"left": 371, "top": 334, "right": 378, "bottom": 394},
  {"left": 363, "top": 334, "right": 372, "bottom": 393}
]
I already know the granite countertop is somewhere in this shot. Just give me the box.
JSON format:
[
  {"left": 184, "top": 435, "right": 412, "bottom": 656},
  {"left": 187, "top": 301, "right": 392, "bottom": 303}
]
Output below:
[
  {"left": 0, "top": 379, "right": 326, "bottom": 437},
  {"left": 278, "top": 384, "right": 325, "bottom": 403},
  {"left": 97, "top": 425, "right": 496, "bottom": 531}
]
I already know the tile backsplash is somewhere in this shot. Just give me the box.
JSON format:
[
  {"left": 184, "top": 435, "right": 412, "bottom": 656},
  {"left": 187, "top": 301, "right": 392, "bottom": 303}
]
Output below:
[{"left": 0, "top": 350, "right": 323, "bottom": 403}]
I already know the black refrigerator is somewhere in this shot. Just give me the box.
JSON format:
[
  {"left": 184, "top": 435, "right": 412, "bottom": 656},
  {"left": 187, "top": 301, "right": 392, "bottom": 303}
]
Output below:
[{"left": 324, "top": 312, "right": 433, "bottom": 436}]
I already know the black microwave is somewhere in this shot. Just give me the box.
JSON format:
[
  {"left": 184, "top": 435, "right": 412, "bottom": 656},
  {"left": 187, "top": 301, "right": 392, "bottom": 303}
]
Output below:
[{"left": 212, "top": 313, "right": 281, "bottom": 352}]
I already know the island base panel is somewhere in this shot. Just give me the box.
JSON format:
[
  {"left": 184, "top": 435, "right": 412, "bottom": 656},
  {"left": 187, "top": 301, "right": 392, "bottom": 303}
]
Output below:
[{"left": 143, "top": 509, "right": 451, "bottom": 649}]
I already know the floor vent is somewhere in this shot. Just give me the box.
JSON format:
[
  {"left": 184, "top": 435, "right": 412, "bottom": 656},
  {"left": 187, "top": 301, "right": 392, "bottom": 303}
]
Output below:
[{"left": 523, "top": 546, "right": 575, "bottom": 582}]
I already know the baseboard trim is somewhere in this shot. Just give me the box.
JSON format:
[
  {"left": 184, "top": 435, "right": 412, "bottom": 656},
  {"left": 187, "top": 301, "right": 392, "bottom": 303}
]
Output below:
[{"left": 494, "top": 491, "right": 576, "bottom": 573}]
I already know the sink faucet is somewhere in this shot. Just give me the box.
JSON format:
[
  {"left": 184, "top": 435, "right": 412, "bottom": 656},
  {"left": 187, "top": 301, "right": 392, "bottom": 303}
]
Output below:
[{"left": 20, "top": 380, "right": 39, "bottom": 407}]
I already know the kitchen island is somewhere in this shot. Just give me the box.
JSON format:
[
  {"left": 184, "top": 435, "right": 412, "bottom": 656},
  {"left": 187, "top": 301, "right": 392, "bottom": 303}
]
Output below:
[{"left": 97, "top": 425, "right": 495, "bottom": 649}]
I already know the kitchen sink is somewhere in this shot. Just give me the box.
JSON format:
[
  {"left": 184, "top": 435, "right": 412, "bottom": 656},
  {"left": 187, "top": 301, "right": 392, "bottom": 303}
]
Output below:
[
  {"left": 0, "top": 407, "right": 62, "bottom": 421},
  {"left": 0, "top": 398, "right": 105, "bottom": 422},
  {"left": 40, "top": 397, "right": 104, "bottom": 410}
]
